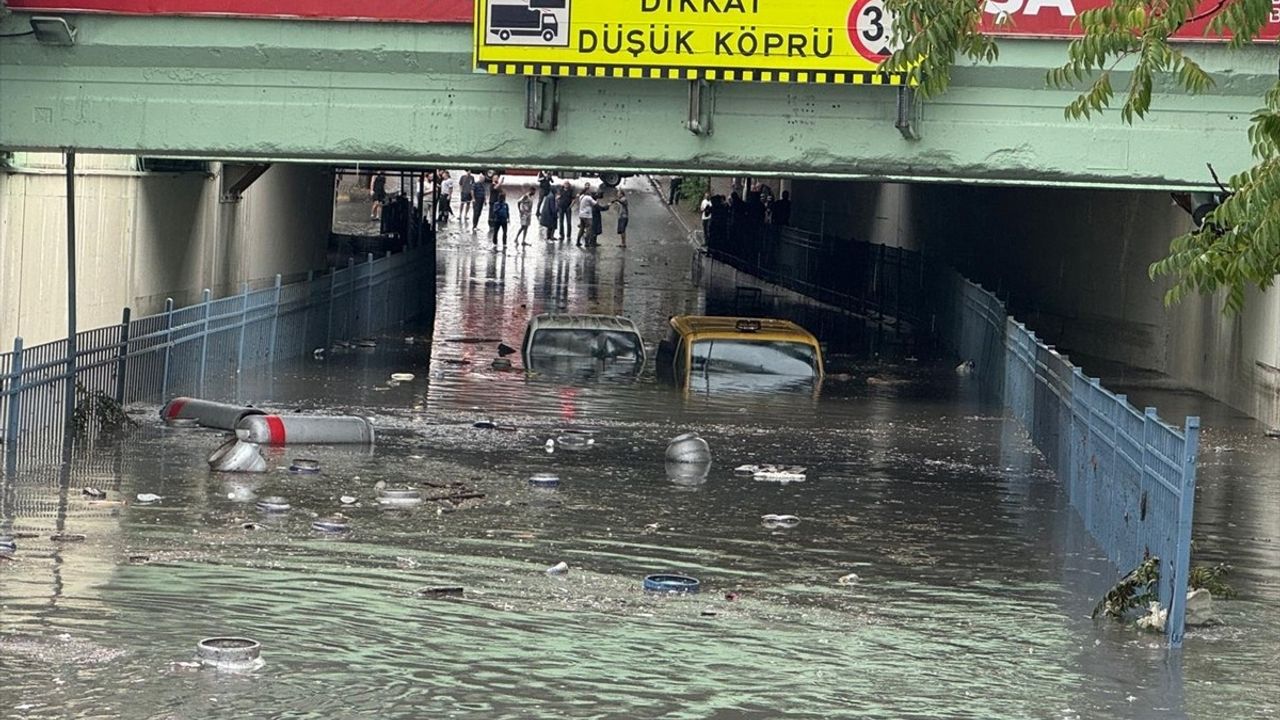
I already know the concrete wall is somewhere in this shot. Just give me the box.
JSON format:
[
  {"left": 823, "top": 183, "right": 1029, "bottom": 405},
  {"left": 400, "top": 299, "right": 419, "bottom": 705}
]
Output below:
[
  {"left": 786, "top": 179, "right": 1280, "bottom": 426},
  {"left": 0, "top": 154, "right": 333, "bottom": 347}
]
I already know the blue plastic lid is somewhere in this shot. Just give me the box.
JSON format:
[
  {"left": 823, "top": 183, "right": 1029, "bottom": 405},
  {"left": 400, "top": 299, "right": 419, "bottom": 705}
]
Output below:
[{"left": 643, "top": 574, "right": 701, "bottom": 594}]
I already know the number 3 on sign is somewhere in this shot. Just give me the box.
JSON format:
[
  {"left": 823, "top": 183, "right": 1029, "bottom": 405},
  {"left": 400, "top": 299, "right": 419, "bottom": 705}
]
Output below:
[{"left": 847, "top": 0, "right": 898, "bottom": 64}]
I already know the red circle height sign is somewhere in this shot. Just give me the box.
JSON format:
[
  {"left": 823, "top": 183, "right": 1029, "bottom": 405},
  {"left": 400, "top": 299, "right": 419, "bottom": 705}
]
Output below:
[{"left": 847, "top": 0, "right": 895, "bottom": 64}]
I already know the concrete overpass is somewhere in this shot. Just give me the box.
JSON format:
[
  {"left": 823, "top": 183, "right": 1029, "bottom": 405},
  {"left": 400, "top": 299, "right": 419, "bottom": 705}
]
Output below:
[{"left": 0, "top": 12, "right": 1275, "bottom": 189}]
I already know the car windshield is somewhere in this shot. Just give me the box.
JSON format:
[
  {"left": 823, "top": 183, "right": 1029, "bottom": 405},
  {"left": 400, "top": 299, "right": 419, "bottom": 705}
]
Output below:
[
  {"left": 526, "top": 329, "right": 644, "bottom": 374},
  {"left": 691, "top": 339, "right": 818, "bottom": 378}
]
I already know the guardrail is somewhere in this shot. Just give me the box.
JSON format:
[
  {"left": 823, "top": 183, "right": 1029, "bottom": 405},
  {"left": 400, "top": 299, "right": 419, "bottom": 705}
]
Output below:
[
  {"left": 1, "top": 249, "right": 432, "bottom": 473},
  {"left": 944, "top": 269, "right": 1200, "bottom": 646}
]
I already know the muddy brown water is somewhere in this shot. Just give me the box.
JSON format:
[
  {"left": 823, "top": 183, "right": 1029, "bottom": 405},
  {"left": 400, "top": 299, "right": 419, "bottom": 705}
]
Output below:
[{"left": 2, "top": 182, "right": 1278, "bottom": 719}]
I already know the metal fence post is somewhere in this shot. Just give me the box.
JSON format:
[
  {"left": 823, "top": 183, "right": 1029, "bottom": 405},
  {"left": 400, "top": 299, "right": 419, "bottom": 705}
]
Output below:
[
  {"left": 365, "top": 253, "right": 375, "bottom": 337},
  {"left": 114, "top": 307, "right": 132, "bottom": 404},
  {"left": 346, "top": 257, "right": 355, "bottom": 340},
  {"left": 236, "top": 281, "right": 249, "bottom": 374},
  {"left": 198, "top": 289, "right": 212, "bottom": 396},
  {"left": 268, "top": 274, "right": 282, "bottom": 364},
  {"left": 327, "top": 269, "right": 337, "bottom": 347},
  {"left": 1167, "top": 415, "right": 1201, "bottom": 648},
  {"left": 4, "top": 337, "right": 24, "bottom": 475},
  {"left": 160, "top": 298, "right": 175, "bottom": 401}
]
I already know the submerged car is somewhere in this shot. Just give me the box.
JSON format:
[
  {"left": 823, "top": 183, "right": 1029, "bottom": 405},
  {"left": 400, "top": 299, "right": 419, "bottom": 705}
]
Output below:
[
  {"left": 521, "top": 314, "right": 647, "bottom": 376},
  {"left": 657, "top": 316, "right": 824, "bottom": 393}
]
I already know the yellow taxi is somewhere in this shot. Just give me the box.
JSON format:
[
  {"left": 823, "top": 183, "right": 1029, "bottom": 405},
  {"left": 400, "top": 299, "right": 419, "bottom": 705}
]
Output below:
[{"left": 656, "top": 315, "right": 825, "bottom": 393}]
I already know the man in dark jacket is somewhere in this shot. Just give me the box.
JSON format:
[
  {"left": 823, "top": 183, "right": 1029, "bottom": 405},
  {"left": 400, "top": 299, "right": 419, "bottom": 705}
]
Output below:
[
  {"left": 770, "top": 190, "right": 792, "bottom": 227},
  {"left": 555, "top": 182, "right": 574, "bottom": 242},
  {"left": 539, "top": 189, "right": 558, "bottom": 241},
  {"left": 472, "top": 174, "right": 490, "bottom": 231}
]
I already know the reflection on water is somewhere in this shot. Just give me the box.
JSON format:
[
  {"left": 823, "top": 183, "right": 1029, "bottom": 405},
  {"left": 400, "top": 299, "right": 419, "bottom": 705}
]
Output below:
[{"left": 2, "top": 182, "right": 1278, "bottom": 719}]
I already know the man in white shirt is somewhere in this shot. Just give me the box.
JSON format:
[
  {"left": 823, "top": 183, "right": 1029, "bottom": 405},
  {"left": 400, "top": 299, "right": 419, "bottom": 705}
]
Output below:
[
  {"left": 438, "top": 171, "right": 455, "bottom": 223},
  {"left": 576, "top": 184, "right": 596, "bottom": 247},
  {"left": 699, "top": 192, "right": 712, "bottom": 245}
]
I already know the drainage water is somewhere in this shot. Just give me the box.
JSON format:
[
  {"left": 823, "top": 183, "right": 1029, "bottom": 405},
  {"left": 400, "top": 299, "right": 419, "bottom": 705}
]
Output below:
[{"left": 2, "top": 185, "right": 1278, "bottom": 719}]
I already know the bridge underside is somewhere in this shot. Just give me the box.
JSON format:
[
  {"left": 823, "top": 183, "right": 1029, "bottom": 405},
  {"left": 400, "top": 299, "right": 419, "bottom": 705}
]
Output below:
[{"left": 0, "top": 14, "right": 1272, "bottom": 189}]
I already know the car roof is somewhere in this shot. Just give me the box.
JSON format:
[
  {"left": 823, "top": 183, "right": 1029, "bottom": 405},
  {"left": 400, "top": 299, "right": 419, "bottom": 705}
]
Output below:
[
  {"left": 527, "top": 314, "right": 642, "bottom": 334},
  {"left": 668, "top": 315, "right": 818, "bottom": 343}
]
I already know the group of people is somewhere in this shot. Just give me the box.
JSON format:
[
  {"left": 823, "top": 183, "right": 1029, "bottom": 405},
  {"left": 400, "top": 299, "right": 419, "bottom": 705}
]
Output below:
[
  {"left": 696, "top": 180, "right": 792, "bottom": 248},
  {"left": 426, "top": 170, "right": 630, "bottom": 250}
]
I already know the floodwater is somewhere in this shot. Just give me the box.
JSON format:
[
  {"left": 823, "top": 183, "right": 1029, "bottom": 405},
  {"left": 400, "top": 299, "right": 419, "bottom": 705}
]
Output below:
[{"left": 3, "top": 180, "right": 1279, "bottom": 719}]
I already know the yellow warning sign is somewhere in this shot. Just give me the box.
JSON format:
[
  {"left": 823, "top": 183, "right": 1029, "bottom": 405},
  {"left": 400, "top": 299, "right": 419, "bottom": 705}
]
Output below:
[{"left": 473, "top": 0, "right": 907, "bottom": 85}]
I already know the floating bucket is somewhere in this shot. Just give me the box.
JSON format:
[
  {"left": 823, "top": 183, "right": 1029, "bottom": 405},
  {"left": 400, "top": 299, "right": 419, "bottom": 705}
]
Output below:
[
  {"left": 208, "top": 438, "right": 268, "bottom": 474},
  {"left": 665, "top": 433, "right": 711, "bottom": 464},
  {"left": 161, "top": 398, "right": 265, "bottom": 431},
  {"left": 256, "top": 496, "right": 291, "bottom": 513},
  {"left": 378, "top": 488, "right": 423, "bottom": 508},
  {"left": 288, "top": 458, "right": 321, "bottom": 475},
  {"left": 529, "top": 473, "right": 561, "bottom": 489},
  {"left": 235, "top": 415, "right": 376, "bottom": 446},
  {"left": 196, "top": 637, "right": 262, "bottom": 670},
  {"left": 643, "top": 574, "right": 700, "bottom": 594}
]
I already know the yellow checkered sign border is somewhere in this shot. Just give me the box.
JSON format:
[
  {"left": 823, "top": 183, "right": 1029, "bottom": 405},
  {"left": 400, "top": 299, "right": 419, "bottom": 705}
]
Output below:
[{"left": 473, "top": 0, "right": 907, "bottom": 86}]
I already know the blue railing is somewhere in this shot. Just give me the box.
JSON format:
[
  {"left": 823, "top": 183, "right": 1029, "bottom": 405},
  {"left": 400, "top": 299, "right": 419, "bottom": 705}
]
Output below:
[
  {"left": 1, "top": 249, "right": 432, "bottom": 474},
  {"left": 944, "top": 269, "right": 1200, "bottom": 646}
]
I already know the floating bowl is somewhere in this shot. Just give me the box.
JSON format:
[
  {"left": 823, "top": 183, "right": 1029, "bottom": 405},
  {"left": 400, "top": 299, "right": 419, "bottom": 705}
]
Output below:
[
  {"left": 288, "top": 458, "right": 321, "bottom": 475},
  {"left": 311, "top": 516, "right": 350, "bottom": 533},
  {"left": 255, "top": 496, "right": 291, "bottom": 513},
  {"left": 643, "top": 574, "right": 701, "bottom": 594},
  {"left": 378, "top": 488, "right": 423, "bottom": 507},
  {"left": 529, "top": 473, "right": 561, "bottom": 489},
  {"left": 196, "top": 637, "right": 262, "bottom": 670}
]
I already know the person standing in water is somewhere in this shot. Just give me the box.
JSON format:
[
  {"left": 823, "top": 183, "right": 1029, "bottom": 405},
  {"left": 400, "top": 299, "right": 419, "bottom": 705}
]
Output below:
[
  {"left": 614, "top": 188, "right": 630, "bottom": 248},
  {"left": 515, "top": 187, "right": 534, "bottom": 246},
  {"left": 489, "top": 189, "right": 509, "bottom": 249}
]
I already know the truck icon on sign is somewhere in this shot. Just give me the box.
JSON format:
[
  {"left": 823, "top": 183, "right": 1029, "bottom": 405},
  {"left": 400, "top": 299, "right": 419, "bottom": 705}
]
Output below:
[{"left": 487, "top": 0, "right": 570, "bottom": 46}]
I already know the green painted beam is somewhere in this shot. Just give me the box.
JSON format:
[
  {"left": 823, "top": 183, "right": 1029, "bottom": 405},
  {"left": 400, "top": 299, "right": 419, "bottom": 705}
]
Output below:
[{"left": 0, "top": 14, "right": 1271, "bottom": 189}]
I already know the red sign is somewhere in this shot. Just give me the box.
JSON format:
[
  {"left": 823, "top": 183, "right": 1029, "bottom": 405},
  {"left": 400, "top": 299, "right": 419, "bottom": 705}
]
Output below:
[
  {"left": 5, "top": 0, "right": 1278, "bottom": 41},
  {"left": 980, "top": 0, "right": 1280, "bottom": 41},
  {"left": 3, "top": 0, "right": 471, "bottom": 23}
]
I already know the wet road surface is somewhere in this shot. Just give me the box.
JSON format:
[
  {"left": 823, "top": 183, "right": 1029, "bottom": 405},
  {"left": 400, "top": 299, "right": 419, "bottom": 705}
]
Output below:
[{"left": 2, "top": 179, "right": 1279, "bottom": 719}]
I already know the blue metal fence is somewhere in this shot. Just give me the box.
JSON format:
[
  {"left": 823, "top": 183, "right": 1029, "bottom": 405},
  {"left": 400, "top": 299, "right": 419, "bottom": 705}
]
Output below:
[
  {"left": 1, "top": 249, "right": 432, "bottom": 475},
  {"left": 944, "top": 269, "right": 1201, "bottom": 646}
]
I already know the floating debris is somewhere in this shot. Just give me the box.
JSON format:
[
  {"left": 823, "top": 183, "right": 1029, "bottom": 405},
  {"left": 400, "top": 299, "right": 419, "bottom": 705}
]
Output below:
[
  {"left": 741, "top": 465, "right": 808, "bottom": 483},
  {"left": 554, "top": 433, "right": 594, "bottom": 451},
  {"left": 955, "top": 360, "right": 976, "bottom": 376},
  {"left": 287, "top": 458, "right": 321, "bottom": 475},
  {"left": 340, "top": 495, "right": 358, "bottom": 506},
  {"left": 208, "top": 438, "right": 268, "bottom": 473},
  {"left": 390, "top": 373, "right": 415, "bottom": 382},
  {"left": 255, "top": 497, "right": 292, "bottom": 513},
  {"left": 644, "top": 574, "right": 700, "bottom": 594},
  {"left": 546, "top": 561, "right": 569, "bottom": 576},
  {"left": 378, "top": 488, "right": 423, "bottom": 508},
  {"left": 666, "top": 433, "right": 711, "bottom": 463},
  {"left": 529, "top": 473, "right": 561, "bottom": 489},
  {"left": 241, "top": 522, "right": 265, "bottom": 531},
  {"left": 497, "top": 342, "right": 518, "bottom": 357},
  {"left": 491, "top": 358, "right": 513, "bottom": 371},
  {"left": 311, "top": 515, "right": 351, "bottom": 534},
  {"left": 761, "top": 514, "right": 801, "bottom": 529},
  {"left": 50, "top": 533, "right": 86, "bottom": 543},
  {"left": 136, "top": 493, "right": 164, "bottom": 504},
  {"left": 81, "top": 487, "right": 107, "bottom": 499},
  {"left": 415, "top": 586, "right": 464, "bottom": 597},
  {"left": 837, "top": 573, "right": 860, "bottom": 586},
  {"left": 196, "top": 637, "right": 263, "bottom": 671}
]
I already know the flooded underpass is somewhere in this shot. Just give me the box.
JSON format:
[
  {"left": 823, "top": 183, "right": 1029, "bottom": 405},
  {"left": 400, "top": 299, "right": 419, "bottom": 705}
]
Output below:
[{"left": 2, "top": 181, "right": 1279, "bottom": 719}]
